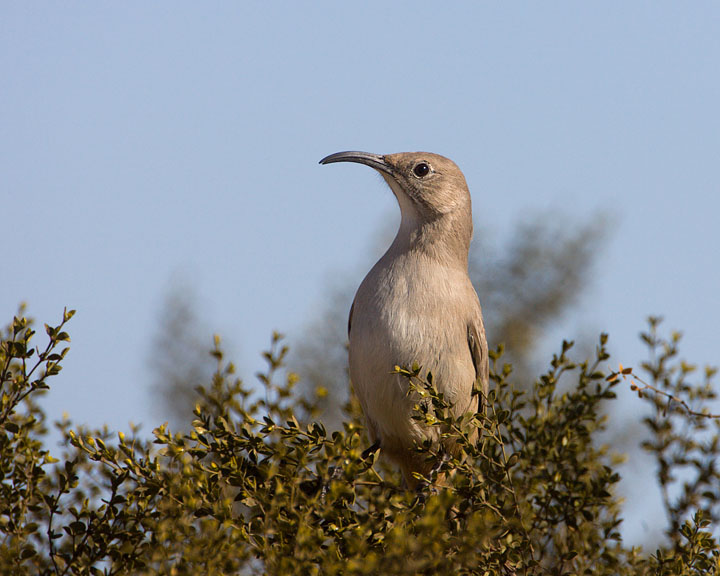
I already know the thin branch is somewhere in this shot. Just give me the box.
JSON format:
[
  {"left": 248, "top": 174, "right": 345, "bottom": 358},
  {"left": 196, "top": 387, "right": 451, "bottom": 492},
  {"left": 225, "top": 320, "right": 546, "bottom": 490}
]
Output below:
[{"left": 608, "top": 366, "right": 720, "bottom": 420}]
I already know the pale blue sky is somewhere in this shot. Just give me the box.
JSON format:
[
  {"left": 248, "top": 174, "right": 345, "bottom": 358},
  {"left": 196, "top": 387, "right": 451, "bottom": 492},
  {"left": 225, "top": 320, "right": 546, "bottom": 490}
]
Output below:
[{"left": 2, "top": 3, "right": 719, "bottom": 544}]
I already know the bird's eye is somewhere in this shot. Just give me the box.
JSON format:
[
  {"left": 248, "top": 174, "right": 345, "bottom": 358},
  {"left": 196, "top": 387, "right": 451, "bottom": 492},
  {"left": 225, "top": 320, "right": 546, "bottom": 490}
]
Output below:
[{"left": 413, "top": 162, "right": 430, "bottom": 178}]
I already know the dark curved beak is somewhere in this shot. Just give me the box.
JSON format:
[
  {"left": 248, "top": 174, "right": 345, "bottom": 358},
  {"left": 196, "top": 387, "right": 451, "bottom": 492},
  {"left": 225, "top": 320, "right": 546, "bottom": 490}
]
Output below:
[{"left": 319, "top": 151, "right": 393, "bottom": 175}]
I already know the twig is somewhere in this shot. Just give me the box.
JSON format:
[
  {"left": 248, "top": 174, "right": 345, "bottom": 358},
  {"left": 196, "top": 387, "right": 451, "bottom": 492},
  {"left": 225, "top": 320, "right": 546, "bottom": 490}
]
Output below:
[{"left": 608, "top": 365, "right": 720, "bottom": 420}]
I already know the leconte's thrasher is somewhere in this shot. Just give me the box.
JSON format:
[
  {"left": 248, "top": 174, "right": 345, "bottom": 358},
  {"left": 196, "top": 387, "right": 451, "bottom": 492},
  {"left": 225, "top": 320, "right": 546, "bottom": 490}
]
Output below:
[{"left": 320, "top": 151, "right": 488, "bottom": 488}]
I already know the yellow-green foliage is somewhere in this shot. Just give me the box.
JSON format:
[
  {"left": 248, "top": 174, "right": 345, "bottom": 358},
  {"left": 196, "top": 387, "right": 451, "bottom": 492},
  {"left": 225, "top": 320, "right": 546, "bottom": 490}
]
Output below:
[{"left": 1, "top": 309, "right": 718, "bottom": 575}]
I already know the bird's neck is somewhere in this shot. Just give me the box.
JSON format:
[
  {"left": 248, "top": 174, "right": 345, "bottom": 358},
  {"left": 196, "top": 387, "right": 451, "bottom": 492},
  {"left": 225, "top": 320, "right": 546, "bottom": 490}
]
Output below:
[{"left": 390, "top": 211, "right": 472, "bottom": 269}]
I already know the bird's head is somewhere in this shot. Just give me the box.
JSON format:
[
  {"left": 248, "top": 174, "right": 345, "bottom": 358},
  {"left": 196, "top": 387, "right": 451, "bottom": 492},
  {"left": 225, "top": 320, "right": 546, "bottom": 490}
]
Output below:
[
  {"left": 320, "top": 151, "right": 474, "bottom": 260},
  {"left": 319, "top": 151, "right": 471, "bottom": 223}
]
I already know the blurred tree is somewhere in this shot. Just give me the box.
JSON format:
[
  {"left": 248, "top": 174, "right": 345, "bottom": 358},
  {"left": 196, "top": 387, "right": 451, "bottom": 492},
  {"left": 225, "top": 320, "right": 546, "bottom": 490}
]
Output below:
[
  {"left": 293, "top": 213, "right": 607, "bottom": 429},
  {"left": 291, "top": 280, "right": 356, "bottom": 427},
  {"left": 473, "top": 214, "right": 607, "bottom": 382},
  {"left": 148, "top": 281, "right": 215, "bottom": 430}
]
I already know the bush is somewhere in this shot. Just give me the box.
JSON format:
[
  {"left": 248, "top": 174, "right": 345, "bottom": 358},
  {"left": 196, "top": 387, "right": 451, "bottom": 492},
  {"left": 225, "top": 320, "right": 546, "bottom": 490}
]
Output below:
[{"left": 1, "top": 308, "right": 718, "bottom": 575}]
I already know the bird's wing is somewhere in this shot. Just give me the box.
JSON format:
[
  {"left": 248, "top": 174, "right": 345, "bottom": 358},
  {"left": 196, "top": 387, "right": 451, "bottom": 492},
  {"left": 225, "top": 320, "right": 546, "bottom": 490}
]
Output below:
[
  {"left": 467, "top": 317, "right": 489, "bottom": 411},
  {"left": 348, "top": 298, "right": 355, "bottom": 336}
]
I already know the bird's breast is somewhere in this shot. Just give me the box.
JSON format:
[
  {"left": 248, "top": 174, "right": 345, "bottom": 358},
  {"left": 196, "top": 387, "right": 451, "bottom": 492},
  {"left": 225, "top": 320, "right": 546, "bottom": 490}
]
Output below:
[
  {"left": 348, "top": 256, "right": 478, "bottom": 443},
  {"left": 352, "top": 258, "right": 471, "bottom": 353}
]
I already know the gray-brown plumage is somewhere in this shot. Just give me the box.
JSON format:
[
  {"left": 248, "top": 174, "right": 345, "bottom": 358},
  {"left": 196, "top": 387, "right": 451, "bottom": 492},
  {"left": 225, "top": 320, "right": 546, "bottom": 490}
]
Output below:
[{"left": 319, "top": 151, "right": 488, "bottom": 488}]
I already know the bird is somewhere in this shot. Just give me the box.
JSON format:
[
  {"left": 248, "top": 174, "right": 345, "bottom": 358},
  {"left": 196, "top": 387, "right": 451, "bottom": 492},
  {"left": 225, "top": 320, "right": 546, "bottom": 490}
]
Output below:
[{"left": 319, "top": 151, "right": 488, "bottom": 488}]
